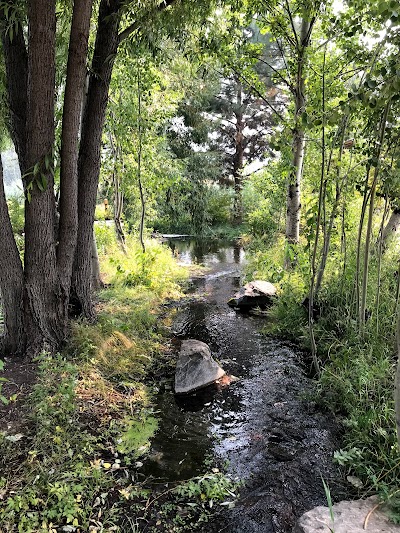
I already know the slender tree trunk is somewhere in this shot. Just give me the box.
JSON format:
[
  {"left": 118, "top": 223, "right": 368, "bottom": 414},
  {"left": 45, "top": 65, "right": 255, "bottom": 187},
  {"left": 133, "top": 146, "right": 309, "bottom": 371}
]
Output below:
[
  {"left": 375, "top": 196, "right": 389, "bottom": 333},
  {"left": 24, "top": 0, "right": 65, "bottom": 352},
  {"left": 71, "top": 0, "right": 122, "bottom": 319},
  {"left": 285, "top": 18, "right": 311, "bottom": 262},
  {"left": 137, "top": 69, "right": 146, "bottom": 253},
  {"left": 395, "top": 311, "right": 400, "bottom": 449},
  {"left": 233, "top": 82, "right": 244, "bottom": 225},
  {"left": 91, "top": 231, "right": 103, "bottom": 290},
  {"left": 355, "top": 174, "right": 370, "bottom": 318},
  {"left": 359, "top": 101, "right": 391, "bottom": 335},
  {"left": 315, "top": 117, "right": 349, "bottom": 297},
  {"left": 0, "top": 8, "right": 28, "bottom": 171},
  {"left": 107, "top": 127, "right": 126, "bottom": 249},
  {"left": 308, "top": 47, "right": 326, "bottom": 379},
  {"left": 57, "top": 0, "right": 93, "bottom": 296},
  {"left": 0, "top": 158, "right": 25, "bottom": 355}
]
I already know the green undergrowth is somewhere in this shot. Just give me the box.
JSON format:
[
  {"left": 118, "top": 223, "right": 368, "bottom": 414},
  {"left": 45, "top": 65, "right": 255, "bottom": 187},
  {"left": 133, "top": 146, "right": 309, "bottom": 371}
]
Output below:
[
  {"left": 246, "top": 233, "right": 400, "bottom": 519},
  {"left": 0, "top": 230, "right": 240, "bottom": 532}
]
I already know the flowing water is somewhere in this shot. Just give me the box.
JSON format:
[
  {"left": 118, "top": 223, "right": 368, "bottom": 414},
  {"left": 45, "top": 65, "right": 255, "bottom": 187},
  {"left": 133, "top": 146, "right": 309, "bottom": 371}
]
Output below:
[{"left": 141, "top": 238, "right": 343, "bottom": 532}]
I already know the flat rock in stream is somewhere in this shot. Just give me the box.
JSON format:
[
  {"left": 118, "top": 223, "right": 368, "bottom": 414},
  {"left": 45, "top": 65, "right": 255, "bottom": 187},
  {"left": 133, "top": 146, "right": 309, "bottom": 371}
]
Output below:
[
  {"left": 175, "top": 340, "right": 226, "bottom": 394},
  {"left": 294, "top": 496, "right": 400, "bottom": 533},
  {"left": 228, "top": 280, "right": 277, "bottom": 310}
]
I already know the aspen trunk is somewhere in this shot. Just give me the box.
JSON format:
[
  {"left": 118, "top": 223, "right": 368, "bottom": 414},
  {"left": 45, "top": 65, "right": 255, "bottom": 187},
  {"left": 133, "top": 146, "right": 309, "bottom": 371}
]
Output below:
[
  {"left": 380, "top": 209, "right": 400, "bottom": 252},
  {"left": 359, "top": 102, "right": 390, "bottom": 334},
  {"left": 285, "top": 18, "right": 311, "bottom": 258},
  {"left": 233, "top": 82, "right": 244, "bottom": 226}
]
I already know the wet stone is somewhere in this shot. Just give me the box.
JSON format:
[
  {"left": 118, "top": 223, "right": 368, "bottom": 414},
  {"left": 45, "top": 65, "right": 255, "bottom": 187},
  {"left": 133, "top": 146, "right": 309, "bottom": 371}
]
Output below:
[
  {"left": 174, "top": 339, "right": 226, "bottom": 394},
  {"left": 228, "top": 280, "right": 277, "bottom": 310},
  {"left": 294, "top": 496, "right": 400, "bottom": 533}
]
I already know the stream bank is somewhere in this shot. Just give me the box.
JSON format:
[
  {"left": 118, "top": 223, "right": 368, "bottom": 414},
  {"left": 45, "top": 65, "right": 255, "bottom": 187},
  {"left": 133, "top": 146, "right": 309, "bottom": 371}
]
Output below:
[{"left": 140, "top": 238, "right": 345, "bottom": 532}]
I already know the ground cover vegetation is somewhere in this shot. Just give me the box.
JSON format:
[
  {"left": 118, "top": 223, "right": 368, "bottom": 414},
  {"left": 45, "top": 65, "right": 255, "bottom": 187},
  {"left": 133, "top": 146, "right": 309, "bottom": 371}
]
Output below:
[{"left": 0, "top": 0, "right": 400, "bottom": 529}]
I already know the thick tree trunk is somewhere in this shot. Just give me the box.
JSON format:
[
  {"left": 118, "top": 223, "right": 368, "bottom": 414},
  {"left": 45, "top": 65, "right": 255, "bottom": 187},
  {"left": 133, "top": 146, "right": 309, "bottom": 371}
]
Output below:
[
  {"left": 285, "top": 18, "right": 311, "bottom": 255},
  {"left": 233, "top": 82, "right": 244, "bottom": 226},
  {"left": 0, "top": 158, "right": 25, "bottom": 355},
  {"left": 71, "top": 0, "right": 122, "bottom": 319},
  {"left": 0, "top": 7, "right": 28, "bottom": 171},
  {"left": 57, "top": 0, "right": 93, "bottom": 296},
  {"left": 24, "top": 0, "right": 65, "bottom": 352}
]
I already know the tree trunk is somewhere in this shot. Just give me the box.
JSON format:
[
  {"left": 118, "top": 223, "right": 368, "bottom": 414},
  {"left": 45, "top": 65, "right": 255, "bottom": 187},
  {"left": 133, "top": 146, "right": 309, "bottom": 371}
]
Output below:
[
  {"left": 315, "top": 116, "right": 349, "bottom": 297},
  {"left": 0, "top": 158, "right": 25, "bottom": 355},
  {"left": 24, "top": 0, "right": 65, "bottom": 352},
  {"left": 380, "top": 209, "right": 400, "bottom": 252},
  {"left": 71, "top": 0, "right": 122, "bottom": 319},
  {"left": 359, "top": 101, "right": 390, "bottom": 335},
  {"left": 91, "top": 231, "right": 103, "bottom": 290},
  {"left": 0, "top": 6, "right": 28, "bottom": 171},
  {"left": 57, "top": 0, "right": 93, "bottom": 296},
  {"left": 285, "top": 18, "right": 311, "bottom": 261},
  {"left": 233, "top": 82, "right": 244, "bottom": 226}
]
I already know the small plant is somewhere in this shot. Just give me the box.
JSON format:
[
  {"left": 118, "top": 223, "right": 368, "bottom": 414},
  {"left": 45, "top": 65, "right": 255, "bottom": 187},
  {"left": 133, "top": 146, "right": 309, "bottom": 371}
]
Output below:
[{"left": 0, "top": 359, "right": 8, "bottom": 405}]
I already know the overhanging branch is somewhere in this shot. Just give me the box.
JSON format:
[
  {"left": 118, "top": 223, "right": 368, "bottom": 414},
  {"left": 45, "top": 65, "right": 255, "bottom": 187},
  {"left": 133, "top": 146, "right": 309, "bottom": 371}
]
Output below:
[{"left": 118, "top": 0, "right": 176, "bottom": 44}]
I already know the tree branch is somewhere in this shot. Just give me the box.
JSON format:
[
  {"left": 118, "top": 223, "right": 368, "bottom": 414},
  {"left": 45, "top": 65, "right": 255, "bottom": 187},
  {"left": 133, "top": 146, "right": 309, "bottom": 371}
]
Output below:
[
  {"left": 118, "top": 0, "right": 176, "bottom": 44},
  {"left": 229, "top": 65, "right": 286, "bottom": 123}
]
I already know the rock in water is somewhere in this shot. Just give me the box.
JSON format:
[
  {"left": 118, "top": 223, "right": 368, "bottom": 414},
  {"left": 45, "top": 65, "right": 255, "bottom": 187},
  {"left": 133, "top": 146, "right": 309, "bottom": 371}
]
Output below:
[
  {"left": 175, "top": 340, "right": 226, "bottom": 394},
  {"left": 294, "top": 496, "right": 400, "bottom": 533},
  {"left": 228, "top": 280, "right": 277, "bottom": 310}
]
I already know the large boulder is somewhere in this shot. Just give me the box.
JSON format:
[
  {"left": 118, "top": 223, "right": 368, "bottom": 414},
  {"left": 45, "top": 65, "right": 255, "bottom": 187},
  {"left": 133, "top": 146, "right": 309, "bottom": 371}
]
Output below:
[
  {"left": 293, "top": 496, "right": 400, "bottom": 533},
  {"left": 228, "top": 280, "right": 277, "bottom": 310},
  {"left": 175, "top": 340, "right": 226, "bottom": 394}
]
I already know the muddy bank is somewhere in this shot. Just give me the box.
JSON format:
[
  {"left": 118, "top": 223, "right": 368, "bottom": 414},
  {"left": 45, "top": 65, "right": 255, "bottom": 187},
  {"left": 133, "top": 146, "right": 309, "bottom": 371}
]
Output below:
[{"left": 142, "top": 238, "right": 345, "bottom": 532}]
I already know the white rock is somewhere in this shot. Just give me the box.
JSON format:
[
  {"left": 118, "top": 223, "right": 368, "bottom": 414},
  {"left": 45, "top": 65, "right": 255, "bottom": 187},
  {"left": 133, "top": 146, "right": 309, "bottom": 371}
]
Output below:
[{"left": 294, "top": 496, "right": 400, "bottom": 533}]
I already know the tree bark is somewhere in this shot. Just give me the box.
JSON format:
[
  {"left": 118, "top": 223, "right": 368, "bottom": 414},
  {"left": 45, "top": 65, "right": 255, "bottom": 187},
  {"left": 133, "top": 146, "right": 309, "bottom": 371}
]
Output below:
[
  {"left": 233, "top": 81, "right": 244, "bottom": 225},
  {"left": 0, "top": 158, "right": 25, "bottom": 355},
  {"left": 24, "top": 0, "right": 65, "bottom": 352},
  {"left": 71, "top": 0, "right": 122, "bottom": 319},
  {"left": 0, "top": 6, "right": 28, "bottom": 171},
  {"left": 380, "top": 209, "right": 400, "bottom": 252},
  {"left": 285, "top": 18, "right": 312, "bottom": 261},
  {"left": 57, "top": 0, "right": 93, "bottom": 296}
]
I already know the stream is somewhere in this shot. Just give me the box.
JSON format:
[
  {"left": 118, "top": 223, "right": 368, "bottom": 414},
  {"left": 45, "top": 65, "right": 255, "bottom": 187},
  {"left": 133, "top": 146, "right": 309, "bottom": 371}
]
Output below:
[{"left": 141, "top": 238, "right": 344, "bottom": 532}]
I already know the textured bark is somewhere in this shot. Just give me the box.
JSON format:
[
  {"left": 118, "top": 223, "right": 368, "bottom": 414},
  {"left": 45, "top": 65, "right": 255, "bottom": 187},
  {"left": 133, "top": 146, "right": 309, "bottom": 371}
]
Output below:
[
  {"left": 233, "top": 82, "right": 244, "bottom": 226},
  {"left": 72, "top": 0, "right": 122, "bottom": 319},
  {"left": 285, "top": 18, "right": 313, "bottom": 252},
  {"left": 57, "top": 0, "right": 93, "bottom": 295},
  {"left": 381, "top": 209, "right": 400, "bottom": 252},
  {"left": 0, "top": 7, "right": 28, "bottom": 171},
  {"left": 24, "top": 0, "right": 65, "bottom": 352},
  {"left": 0, "top": 158, "right": 25, "bottom": 355}
]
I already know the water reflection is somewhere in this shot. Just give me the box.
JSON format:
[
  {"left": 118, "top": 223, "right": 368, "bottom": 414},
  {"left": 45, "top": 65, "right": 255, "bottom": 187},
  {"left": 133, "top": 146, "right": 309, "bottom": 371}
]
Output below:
[{"left": 165, "top": 237, "right": 245, "bottom": 266}]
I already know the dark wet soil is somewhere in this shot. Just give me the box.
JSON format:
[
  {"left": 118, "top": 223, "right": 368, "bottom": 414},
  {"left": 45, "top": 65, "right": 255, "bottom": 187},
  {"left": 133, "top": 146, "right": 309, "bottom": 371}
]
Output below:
[
  {"left": 0, "top": 357, "right": 36, "bottom": 433},
  {"left": 140, "top": 238, "right": 345, "bottom": 533}
]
